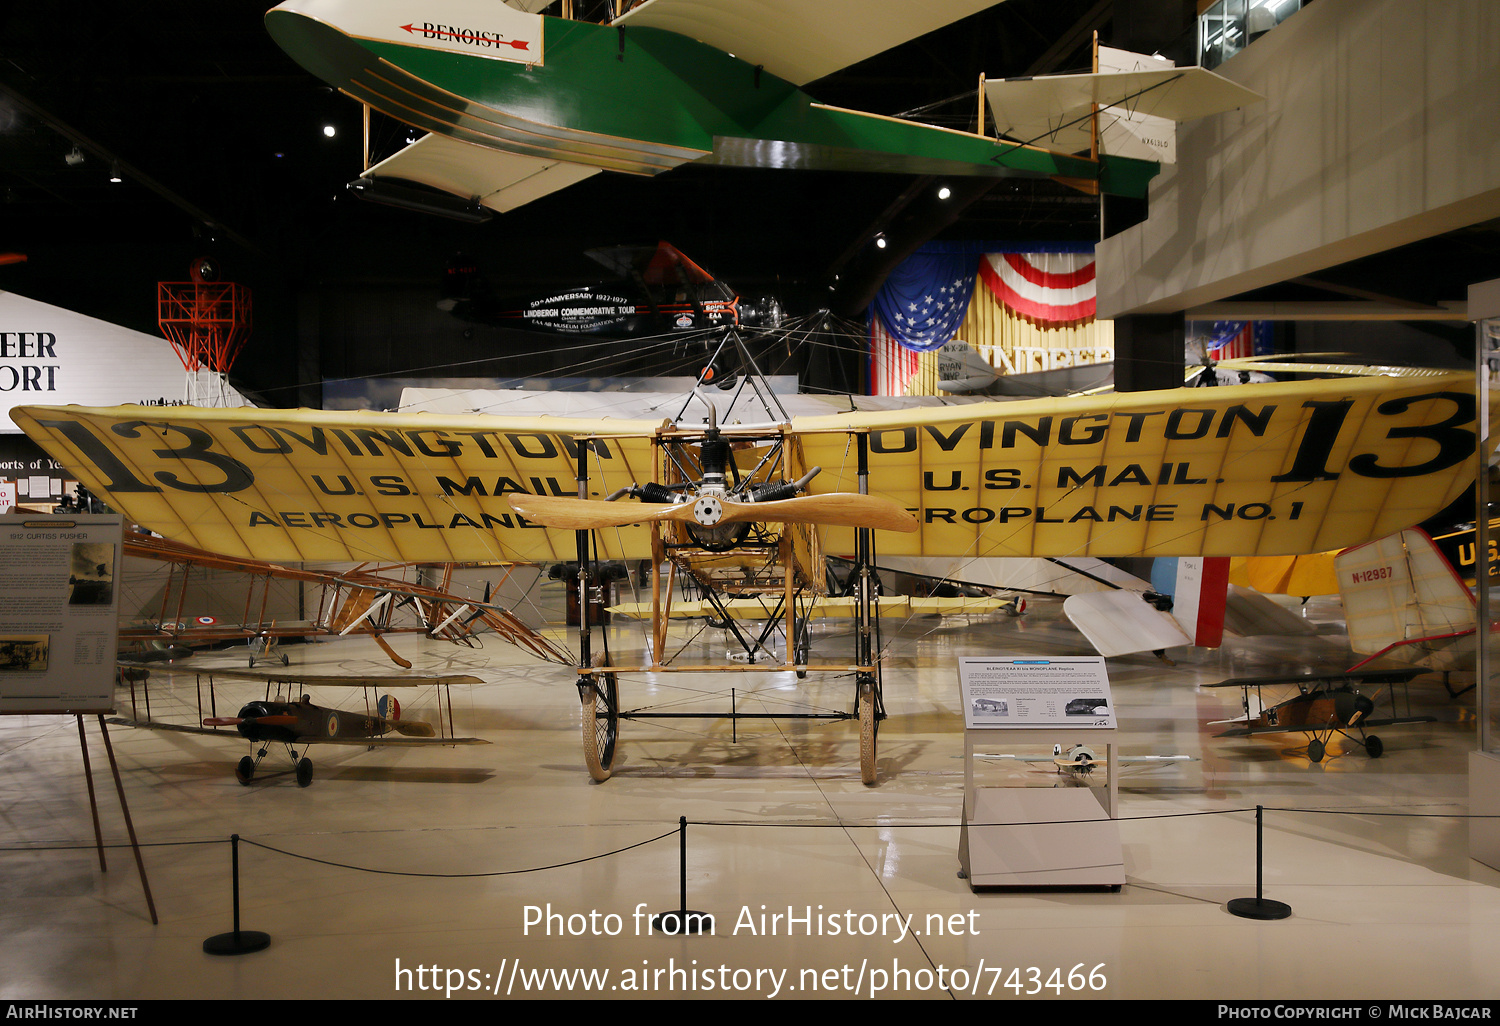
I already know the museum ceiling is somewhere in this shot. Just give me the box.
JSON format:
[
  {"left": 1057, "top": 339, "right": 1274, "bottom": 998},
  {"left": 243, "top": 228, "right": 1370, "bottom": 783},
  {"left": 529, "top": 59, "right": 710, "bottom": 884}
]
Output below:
[{"left": 0, "top": 1, "right": 1496, "bottom": 379}]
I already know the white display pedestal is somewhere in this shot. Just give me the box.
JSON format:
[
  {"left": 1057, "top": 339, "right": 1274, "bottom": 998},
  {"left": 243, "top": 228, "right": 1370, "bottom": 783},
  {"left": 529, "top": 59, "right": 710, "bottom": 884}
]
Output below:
[
  {"left": 955, "top": 654, "right": 1124, "bottom": 890},
  {"left": 1470, "top": 750, "right": 1500, "bottom": 870},
  {"left": 957, "top": 728, "right": 1124, "bottom": 890}
]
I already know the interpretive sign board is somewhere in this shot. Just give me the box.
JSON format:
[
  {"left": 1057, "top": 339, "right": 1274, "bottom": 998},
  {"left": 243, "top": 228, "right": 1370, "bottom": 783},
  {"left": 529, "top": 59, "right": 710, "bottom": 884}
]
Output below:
[
  {"left": 957, "top": 656, "right": 1115, "bottom": 730},
  {"left": 0, "top": 514, "right": 122, "bottom": 713},
  {"left": 957, "top": 655, "right": 1122, "bottom": 888}
]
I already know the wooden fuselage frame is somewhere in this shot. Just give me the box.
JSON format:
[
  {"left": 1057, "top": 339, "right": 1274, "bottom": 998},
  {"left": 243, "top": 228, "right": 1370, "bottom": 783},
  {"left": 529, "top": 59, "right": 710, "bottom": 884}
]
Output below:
[{"left": 573, "top": 422, "right": 875, "bottom": 678}]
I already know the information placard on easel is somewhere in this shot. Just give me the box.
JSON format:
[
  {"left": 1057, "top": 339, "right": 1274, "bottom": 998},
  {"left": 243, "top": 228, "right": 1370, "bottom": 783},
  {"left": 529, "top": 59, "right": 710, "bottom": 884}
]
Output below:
[
  {"left": 0, "top": 514, "right": 122, "bottom": 714},
  {"left": 957, "top": 656, "right": 1115, "bottom": 730}
]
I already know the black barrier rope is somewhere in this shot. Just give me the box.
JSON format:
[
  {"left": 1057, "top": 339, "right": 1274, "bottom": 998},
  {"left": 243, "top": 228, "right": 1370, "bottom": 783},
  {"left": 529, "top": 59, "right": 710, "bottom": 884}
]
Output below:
[
  {"left": 1, "top": 800, "right": 1489, "bottom": 863},
  {"left": 238, "top": 827, "right": 679, "bottom": 877},
  {"left": 0, "top": 838, "right": 218, "bottom": 852},
  {"left": 7, "top": 801, "right": 1495, "bottom": 958},
  {"left": 694, "top": 805, "right": 1491, "bottom": 828},
  {"left": 0, "top": 801, "right": 1489, "bottom": 861}
]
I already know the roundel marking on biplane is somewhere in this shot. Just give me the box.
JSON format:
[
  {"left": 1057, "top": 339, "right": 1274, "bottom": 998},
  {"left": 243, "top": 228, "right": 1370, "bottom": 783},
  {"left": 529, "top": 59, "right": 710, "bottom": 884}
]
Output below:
[
  {"left": 196, "top": 615, "right": 218, "bottom": 626},
  {"left": 325, "top": 712, "right": 340, "bottom": 737}
]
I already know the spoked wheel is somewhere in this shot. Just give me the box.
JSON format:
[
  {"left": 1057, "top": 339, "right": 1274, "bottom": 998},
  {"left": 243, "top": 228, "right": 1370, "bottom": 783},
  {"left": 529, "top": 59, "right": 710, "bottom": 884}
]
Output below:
[
  {"left": 295, "top": 757, "right": 314, "bottom": 788},
  {"left": 581, "top": 656, "right": 620, "bottom": 783},
  {"left": 235, "top": 756, "right": 255, "bottom": 786},
  {"left": 858, "top": 676, "right": 879, "bottom": 786}
]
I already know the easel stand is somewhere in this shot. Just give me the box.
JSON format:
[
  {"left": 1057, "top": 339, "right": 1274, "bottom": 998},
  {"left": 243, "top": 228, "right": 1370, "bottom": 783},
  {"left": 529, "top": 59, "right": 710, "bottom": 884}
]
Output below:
[
  {"left": 958, "top": 727, "right": 1125, "bottom": 890},
  {"left": 76, "top": 714, "right": 158, "bottom": 924}
]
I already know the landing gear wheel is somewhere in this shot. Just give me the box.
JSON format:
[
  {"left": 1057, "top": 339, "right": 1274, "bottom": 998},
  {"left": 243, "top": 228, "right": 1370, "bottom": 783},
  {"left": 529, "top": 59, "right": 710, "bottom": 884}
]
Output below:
[
  {"left": 794, "top": 620, "right": 810, "bottom": 679},
  {"left": 1307, "top": 738, "right": 1325, "bottom": 763},
  {"left": 1365, "top": 735, "right": 1383, "bottom": 759},
  {"left": 581, "top": 656, "right": 619, "bottom": 783},
  {"left": 295, "top": 757, "right": 314, "bottom": 788},
  {"left": 858, "top": 678, "right": 878, "bottom": 786},
  {"left": 235, "top": 756, "right": 255, "bottom": 786}
]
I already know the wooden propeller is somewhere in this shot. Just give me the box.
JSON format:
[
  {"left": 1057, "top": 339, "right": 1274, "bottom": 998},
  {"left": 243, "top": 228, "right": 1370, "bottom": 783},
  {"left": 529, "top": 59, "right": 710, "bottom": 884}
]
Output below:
[{"left": 506, "top": 492, "right": 918, "bottom": 533}]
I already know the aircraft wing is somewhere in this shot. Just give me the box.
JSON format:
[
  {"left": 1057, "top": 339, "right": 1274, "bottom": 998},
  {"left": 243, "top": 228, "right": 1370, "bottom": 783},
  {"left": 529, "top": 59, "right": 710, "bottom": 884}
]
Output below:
[
  {"left": 984, "top": 66, "right": 1263, "bottom": 154},
  {"left": 1212, "top": 716, "right": 1436, "bottom": 739},
  {"left": 105, "top": 717, "right": 488, "bottom": 745},
  {"left": 1212, "top": 356, "right": 1464, "bottom": 379},
  {"left": 983, "top": 753, "right": 1194, "bottom": 765},
  {"left": 1205, "top": 669, "right": 1426, "bottom": 691},
  {"left": 359, "top": 133, "right": 601, "bottom": 214},
  {"left": 787, "top": 371, "right": 1487, "bottom": 560},
  {"left": 107, "top": 717, "right": 231, "bottom": 737},
  {"left": 874, "top": 554, "right": 1150, "bottom": 595},
  {"left": 12, "top": 405, "right": 664, "bottom": 564},
  {"left": 158, "top": 667, "right": 486, "bottom": 688},
  {"left": 608, "top": 595, "right": 1005, "bottom": 619},
  {"left": 1063, "top": 590, "right": 1192, "bottom": 656},
  {"left": 1223, "top": 585, "right": 1321, "bottom": 639},
  {"left": 12, "top": 370, "right": 1486, "bottom": 564},
  {"left": 291, "top": 735, "right": 490, "bottom": 746},
  {"left": 1231, "top": 552, "right": 1342, "bottom": 596},
  {"left": 615, "top": 0, "right": 1004, "bottom": 87}
]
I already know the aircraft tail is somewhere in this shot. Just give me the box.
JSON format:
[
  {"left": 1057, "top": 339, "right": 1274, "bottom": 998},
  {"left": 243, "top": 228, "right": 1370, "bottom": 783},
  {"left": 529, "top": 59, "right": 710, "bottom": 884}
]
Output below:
[
  {"left": 1208, "top": 691, "right": 1264, "bottom": 726},
  {"left": 1151, "top": 557, "right": 1230, "bottom": 648},
  {"left": 1336, "top": 529, "right": 1475, "bottom": 664}
]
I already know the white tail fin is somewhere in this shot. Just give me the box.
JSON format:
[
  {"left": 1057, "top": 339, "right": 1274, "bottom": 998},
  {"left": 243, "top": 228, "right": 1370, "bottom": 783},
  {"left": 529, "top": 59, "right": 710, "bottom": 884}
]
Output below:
[{"left": 1336, "top": 529, "right": 1474, "bottom": 659}]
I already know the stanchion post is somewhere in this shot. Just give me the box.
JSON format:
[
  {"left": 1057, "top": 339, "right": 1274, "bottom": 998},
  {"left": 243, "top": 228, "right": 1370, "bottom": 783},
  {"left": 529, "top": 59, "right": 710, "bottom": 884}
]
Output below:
[
  {"left": 650, "top": 816, "right": 714, "bottom": 936},
  {"left": 1227, "top": 805, "right": 1293, "bottom": 920},
  {"left": 203, "top": 834, "right": 271, "bottom": 954}
]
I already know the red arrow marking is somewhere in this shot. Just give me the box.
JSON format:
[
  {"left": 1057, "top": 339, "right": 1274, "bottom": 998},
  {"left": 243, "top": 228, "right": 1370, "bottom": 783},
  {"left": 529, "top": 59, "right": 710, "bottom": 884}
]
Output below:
[{"left": 398, "top": 23, "right": 530, "bottom": 50}]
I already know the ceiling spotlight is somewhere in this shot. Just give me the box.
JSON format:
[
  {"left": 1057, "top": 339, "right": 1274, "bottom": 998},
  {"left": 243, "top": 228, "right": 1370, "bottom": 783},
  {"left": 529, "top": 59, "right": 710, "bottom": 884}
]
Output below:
[
  {"left": 64, "top": 146, "right": 84, "bottom": 167},
  {"left": 108, "top": 162, "right": 122, "bottom": 183},
  {"left": 875, "top": 234, "right": 887, "bottom": 249},
  {"left": 323, "top": 124, "right": 337, "bottom": 138},
  {"left": 937, "top": 185, "right": 951, "bottom": 200}
]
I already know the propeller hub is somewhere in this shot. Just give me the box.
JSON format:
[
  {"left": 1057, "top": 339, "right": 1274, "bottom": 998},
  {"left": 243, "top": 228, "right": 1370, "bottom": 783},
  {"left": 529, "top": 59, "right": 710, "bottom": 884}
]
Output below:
[{"left": 692, "top": 495, "right": 723, "bottom": 526}]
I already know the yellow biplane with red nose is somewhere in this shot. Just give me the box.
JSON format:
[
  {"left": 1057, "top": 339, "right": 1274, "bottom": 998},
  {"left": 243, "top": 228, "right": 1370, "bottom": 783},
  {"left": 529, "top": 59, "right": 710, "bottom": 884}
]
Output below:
[{"left": 13, "top": 363, "right": 1485, "bottom": 784}]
